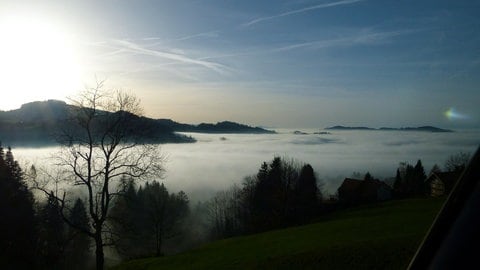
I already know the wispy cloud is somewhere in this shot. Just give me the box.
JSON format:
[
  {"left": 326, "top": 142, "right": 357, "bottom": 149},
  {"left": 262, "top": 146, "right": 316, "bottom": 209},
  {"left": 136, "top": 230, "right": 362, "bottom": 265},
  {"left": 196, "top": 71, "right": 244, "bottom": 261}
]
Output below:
[
  {"left": 141, "top": 31, "right": 220, "bottom": 47},
  {"left": 112, "top": 39, "right": 229, "bottom": 74},
  {"left": 199, "top": 28, "right": 419, "bottom": 60},
  {"left": 272, "top": 29, "right": 418, "bottom": 52},
  {"left": 116, "top": 62, "right": 203, "bottom": 81},
  {"left": 142, "top": 37, "right": 162, "bottom": 41},
  {"left": 243, "top": 0, "right": 366, "bottom": 27},
  {"left": 173, "top": 31, "right": 219, "bottom": 42}
]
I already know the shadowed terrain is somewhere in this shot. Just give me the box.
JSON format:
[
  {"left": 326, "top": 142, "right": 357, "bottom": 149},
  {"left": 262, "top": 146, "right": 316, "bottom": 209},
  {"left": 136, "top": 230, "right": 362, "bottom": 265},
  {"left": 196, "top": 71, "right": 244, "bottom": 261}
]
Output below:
[{"left": 112, "top": 198, "right": 444, "bottom": 270}]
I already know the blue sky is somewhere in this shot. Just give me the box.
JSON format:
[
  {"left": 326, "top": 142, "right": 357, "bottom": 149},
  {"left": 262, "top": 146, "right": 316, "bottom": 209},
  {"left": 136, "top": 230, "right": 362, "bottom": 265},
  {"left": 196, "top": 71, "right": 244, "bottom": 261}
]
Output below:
[{"left": 1, "top": 0, "right": 479, "bottom": 128}]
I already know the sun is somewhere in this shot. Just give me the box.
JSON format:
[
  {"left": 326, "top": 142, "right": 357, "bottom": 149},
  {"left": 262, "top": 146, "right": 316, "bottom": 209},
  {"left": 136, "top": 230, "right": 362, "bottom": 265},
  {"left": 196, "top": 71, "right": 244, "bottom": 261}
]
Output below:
[{"left": 0, "top": 14, "right": 83, "bottom": 110}]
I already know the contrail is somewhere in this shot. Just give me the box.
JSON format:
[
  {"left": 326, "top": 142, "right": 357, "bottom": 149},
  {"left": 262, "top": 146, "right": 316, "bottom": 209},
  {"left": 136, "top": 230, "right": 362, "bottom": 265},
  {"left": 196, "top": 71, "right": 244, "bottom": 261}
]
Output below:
[{"left": 243, "top": 0, "right": 366, "bottom": 27}]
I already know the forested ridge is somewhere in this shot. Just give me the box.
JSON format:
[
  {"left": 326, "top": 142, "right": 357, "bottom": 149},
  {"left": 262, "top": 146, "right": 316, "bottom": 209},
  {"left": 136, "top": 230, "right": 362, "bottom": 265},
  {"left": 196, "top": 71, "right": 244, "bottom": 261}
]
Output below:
[{"left": 0, "top": 100, "right": 274, "bottom": 146}]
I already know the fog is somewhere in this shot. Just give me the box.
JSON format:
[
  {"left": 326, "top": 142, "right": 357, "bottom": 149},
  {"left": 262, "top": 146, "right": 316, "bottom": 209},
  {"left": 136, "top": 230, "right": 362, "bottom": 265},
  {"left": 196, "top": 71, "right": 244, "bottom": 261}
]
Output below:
[{"left": 14, "top": 129, "right": 480, "bottom": 202}]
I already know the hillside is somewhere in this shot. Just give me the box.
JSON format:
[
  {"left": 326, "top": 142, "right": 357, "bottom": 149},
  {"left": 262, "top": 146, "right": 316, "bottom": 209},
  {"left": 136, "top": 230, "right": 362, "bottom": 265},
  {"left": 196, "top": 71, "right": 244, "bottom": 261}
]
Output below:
[
  {"left": 0, "top": 100, "right": 274, "bottom": 146},
  {"left": 0, "top": 100, "right": 195, "bottom": 146},
  {"left": 154, "top": 119, "right": 275, "bottom": 134},
  {"left": 112, "top": 198, "right": 444, "bottom": 270}
]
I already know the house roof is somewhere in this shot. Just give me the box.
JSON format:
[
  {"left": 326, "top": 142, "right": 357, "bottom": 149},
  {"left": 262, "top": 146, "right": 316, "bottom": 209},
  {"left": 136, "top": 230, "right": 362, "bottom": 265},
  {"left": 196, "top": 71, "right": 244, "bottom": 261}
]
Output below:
[{"left": 338, "top": 178, "right": 363, "bottom": 193}]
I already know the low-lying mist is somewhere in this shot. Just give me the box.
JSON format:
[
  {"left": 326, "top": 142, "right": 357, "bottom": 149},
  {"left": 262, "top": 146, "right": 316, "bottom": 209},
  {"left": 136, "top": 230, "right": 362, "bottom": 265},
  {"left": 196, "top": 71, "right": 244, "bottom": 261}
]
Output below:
[
  {"left": 157, "top": 129, "right": 479, "bottom": 201},
  {"left": 14, "top": 129, "right": 480, "bottom": 202}
]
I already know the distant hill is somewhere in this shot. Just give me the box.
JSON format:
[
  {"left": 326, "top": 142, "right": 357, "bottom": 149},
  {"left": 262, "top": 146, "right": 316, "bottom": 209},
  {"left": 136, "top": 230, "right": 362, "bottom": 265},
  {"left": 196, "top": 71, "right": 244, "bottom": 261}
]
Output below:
[
  {"left": 0, "top": 100, "right": 274, "bottom": 146},
  {"left": 325, "top": 126, "right": 374, "bottom": 131},
  {"left": 325, "top": 125, "right": 453, "bottom": 132},
  {"left": 154, "top": 119, "right": 275, "bottom": 134}
]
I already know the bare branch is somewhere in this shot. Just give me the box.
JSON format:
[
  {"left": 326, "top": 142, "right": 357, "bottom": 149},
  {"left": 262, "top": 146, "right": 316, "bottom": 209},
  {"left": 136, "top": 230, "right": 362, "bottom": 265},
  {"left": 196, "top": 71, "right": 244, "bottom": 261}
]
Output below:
[{"left": 40, "top": 83, "right": 167, "bottom": 270}]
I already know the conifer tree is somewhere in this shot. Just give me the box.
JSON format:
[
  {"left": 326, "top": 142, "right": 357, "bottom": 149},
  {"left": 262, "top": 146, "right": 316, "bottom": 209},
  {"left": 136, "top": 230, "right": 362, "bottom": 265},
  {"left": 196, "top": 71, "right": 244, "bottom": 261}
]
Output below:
[
  {"left": 0, "top": 145, "right": 37, "bottom": 268},
  {"left": 65, "top": 198, "right": 91, "bottom": 270},
  {"left": 393, "top": 169, "right": 404, "bottom": 198},
  {"left": 364, "top": 172, "right": 374, "bottom": 181},
  {"left": 294, "top": 164, "right": 319, "bottom": 222},
  {"left": 414, "top": 160, "right": 427, "bottom": 196},
  {"left": 38, "top": 192, "right": 67, "bottom": 269}
]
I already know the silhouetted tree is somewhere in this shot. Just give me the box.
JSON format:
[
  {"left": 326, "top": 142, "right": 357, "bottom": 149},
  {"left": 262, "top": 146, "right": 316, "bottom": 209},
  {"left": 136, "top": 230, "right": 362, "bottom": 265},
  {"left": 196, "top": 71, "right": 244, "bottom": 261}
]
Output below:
[
  {"left": 393, "top": 169, "right": 404, "bottom": 198},
  {"left": 294, "top": 164, "right": 319, "bottom": 222},
  {"left": 393, "top": 160, "right": 426, "bottom": 198},
  {"left": 32, "top": 83, "right": 166, "bottom": 270},
  {"left": 351, "top": 171, "right": 362, "bottom": 179},
  {"left": 251, "top": 157, "right": 286, "bottom": 231},
  {"left": 414, "top": 160, "right": 427, "bottom": 195},
  {"left": 65, "top": 198, "right": 91, "bottom": 270},
  {"left": 280, "top": 158, "right": 302, "bottom": 224},
  {"left": 444, "top": 152, "right": 470, "bottom": 173},
  {"left": 238, "top": 176, "right": 257, "bottom": 234},
  {"left": 37, "top": 192, "right": 67, "bottom": 270},
  {"left": 257, "top": 162, "right": 269, "bottom": 183},
  {"left": 143, "top": 182, "right": 189, "bottom": 256},
  {"left": 0, "top": 145, "right": 37, "bottom": 269},
  {"left": 110, "top": 179, "right": 142, "bottom": 259},
  {"left": 207, "top": 185, "right": 244, "bottom": 238},
  {"left": 430, "top": 164, "right": 441, "bottom": 174},
  {"left": 205, "top": 157, "right": 322, "bottom": 237},
  {"left": 111, "top": 180, "right": 189, "bottom": 259},
  {"left": 143, "top": 182, "right": 169, "bottom": 256},
  {"left": 235, "top": 157, "right": 320, "bottom": 233}
]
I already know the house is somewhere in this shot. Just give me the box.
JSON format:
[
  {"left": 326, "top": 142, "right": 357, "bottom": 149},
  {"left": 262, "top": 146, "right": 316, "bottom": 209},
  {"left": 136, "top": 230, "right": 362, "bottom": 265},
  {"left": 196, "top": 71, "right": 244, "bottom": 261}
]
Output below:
[
  {"left": 337, "top": 178, "right": 363, "bottom": 204},
  {"left": 337, "top": 178, "right": 392, "bottom": 204},
  {"left": 426, "top": 171, "right": 461, "bottom": 197}
]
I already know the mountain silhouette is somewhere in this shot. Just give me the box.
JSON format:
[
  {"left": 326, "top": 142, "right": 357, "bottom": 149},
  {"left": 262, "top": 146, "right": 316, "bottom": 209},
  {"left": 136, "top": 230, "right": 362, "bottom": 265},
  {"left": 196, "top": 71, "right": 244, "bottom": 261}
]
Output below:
[
  {"left": 325, "top": 125, "right": 453, "bottom": 132},
  {"left": 0, "top": 100, "right": 274, "bottom": 146}
]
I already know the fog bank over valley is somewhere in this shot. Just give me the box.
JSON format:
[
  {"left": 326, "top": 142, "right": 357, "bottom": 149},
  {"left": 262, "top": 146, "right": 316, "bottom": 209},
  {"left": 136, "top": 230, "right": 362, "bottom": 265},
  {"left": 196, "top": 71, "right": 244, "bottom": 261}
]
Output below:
[{"left": 14, "top": 129, "right": 479, "bottom": 202}]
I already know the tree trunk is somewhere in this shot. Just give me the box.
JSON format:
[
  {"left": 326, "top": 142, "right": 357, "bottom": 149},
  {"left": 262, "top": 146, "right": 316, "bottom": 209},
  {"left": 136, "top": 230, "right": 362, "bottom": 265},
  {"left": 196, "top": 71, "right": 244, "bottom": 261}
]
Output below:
[
  {"left": 155, "top": 225, "right": 160, "bottom": 256},
  {"left": 95, "top": 232, "right": 104, "bottom": 270},
  {"left": 158, "top": 228, "right": 163, "bottom": 256},
  {"left": 155, "top": 224, "right": 163, "bottom": 256}
]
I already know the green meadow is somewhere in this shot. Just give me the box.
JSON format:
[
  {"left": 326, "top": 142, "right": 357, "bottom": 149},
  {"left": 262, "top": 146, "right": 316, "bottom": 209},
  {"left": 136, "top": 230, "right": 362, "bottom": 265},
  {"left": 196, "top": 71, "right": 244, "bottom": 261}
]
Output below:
[{"left": 112, "top": 198, "right": 444, "bottom": 270}]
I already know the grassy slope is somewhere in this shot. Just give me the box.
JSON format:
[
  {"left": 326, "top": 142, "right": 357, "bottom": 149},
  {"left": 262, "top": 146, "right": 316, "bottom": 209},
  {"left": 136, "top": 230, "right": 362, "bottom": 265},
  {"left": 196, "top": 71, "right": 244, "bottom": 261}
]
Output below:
[{"left": 112, "top": 198, "right": 444, "bottom": 270}]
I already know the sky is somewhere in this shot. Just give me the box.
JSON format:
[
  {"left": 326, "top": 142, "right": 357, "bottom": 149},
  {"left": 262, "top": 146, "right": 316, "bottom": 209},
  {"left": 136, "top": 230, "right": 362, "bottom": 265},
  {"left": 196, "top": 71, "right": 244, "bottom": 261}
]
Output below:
[{"left": 0, "top": 0, "right": 479, "bottom": 129}]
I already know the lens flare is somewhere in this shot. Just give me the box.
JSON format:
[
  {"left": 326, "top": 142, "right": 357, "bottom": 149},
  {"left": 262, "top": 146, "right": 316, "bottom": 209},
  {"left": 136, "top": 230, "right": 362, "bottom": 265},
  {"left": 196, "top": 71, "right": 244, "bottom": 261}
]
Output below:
[{"left": 444, "top": 108, "right": 468, "bottom": 120}]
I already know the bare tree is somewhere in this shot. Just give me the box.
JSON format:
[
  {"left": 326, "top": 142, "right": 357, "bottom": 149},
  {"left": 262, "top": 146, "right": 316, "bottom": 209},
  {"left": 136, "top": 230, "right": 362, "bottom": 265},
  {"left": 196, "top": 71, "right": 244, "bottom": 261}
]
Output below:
[
  {"left": 34, "top": 81, "right": 165, "bottom": 270},
  {"left": 444, "top": 152, "right": 471, "bottom": 172}
]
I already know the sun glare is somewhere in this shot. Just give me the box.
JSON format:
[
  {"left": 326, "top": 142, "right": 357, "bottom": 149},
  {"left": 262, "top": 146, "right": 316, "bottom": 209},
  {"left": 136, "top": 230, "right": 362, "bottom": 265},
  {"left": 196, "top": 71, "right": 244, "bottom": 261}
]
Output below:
[
  {"left": 0, "top": 14, "right": 83, "bottom": 110},
  {"left": 444, "top": 107, "right": 469, "bottom": 121}
]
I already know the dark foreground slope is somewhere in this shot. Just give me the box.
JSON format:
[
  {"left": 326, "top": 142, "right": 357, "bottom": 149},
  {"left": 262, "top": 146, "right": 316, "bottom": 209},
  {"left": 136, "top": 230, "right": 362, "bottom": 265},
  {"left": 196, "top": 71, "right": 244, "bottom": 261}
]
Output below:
[{"left": 112, "top": 198, "right": 444, "bottom": 270}]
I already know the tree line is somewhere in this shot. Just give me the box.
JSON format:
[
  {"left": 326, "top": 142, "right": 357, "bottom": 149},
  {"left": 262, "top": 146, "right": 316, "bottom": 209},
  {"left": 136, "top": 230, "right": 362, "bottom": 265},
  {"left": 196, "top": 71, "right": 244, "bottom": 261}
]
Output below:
[
  {"left": 205, "top": 152, "right": 470, "bottom": 239},
  {"left": 110, "top": 179, "right": 189, "bottom": 259},
  {"left": 204, "top": 157, "right": 322, "bottom": 238},
  {"left": 0, "top": 145, "right": 91, "bottom": 269},
  {"left": 0, "top": 144, "right": 190, "bottom": 269},
  {"left": 392, "top": 152, "right": 469, "bottom": 199}
]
